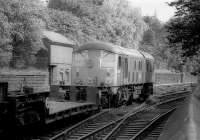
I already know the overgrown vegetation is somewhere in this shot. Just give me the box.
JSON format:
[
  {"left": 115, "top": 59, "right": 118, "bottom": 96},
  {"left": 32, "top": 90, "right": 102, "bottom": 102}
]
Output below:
[
  {"left": 1, "top": 0, "right": 195, "bottom": 73},
  {"left": 140, "top": 16, "right": 170, "bottom": 69},
  {"left": 166, "top": 0, "right": 200, "bottom": 74},
  {"left": 0, "top": 0, "right": 49, "bottom": 69},
  {"left": 48, "top": 0, "right": 146, "bottom": 48}
]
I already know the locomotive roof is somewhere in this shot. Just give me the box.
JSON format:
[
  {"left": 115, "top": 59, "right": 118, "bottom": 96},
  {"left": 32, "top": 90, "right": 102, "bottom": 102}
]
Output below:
[
  {"left": 76, "top": 42, "right": 144, "bottom": 58},
  {"left": 42, "top": 30, "right": 76, "bottom": 46}
]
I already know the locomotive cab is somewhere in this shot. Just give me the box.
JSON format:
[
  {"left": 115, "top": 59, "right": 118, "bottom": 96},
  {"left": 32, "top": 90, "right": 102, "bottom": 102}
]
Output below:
[
  {"left": 71, "top": 44, "right": 118, "bottom": 108},
  {"left": 72, "top": 50, "right": 116, "bottom": 87}
]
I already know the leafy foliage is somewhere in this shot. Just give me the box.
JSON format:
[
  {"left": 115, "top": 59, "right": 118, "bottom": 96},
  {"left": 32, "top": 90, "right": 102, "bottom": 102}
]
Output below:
[
  {"left": 48, "top": 0, "right": 147, "bottom": 48},
  {"left": 0, "top": 0, "right": 49, "bottom": 68},
  {"left": 167, "top": 0, "right": 200, "bottom": 59},
  {"left": 140, "top": 16, "right": 169, "bottom": 69},
  {"left": 166, "top": 0, "right": 200, "bottom": 73}
]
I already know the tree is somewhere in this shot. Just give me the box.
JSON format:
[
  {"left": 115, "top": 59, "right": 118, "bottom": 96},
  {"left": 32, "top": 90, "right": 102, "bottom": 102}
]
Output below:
[
  {"left": 140, "top": 16, "right": 169, "bottom": 69},
  {"left": 48, "top": 0, "right": 147, "bottom": 49},
  {"left": 0, "top": 0, "right": 49, "bottom": 68},
  {"left": 167, "top": 0, "right": 200, "bottom": 65}
]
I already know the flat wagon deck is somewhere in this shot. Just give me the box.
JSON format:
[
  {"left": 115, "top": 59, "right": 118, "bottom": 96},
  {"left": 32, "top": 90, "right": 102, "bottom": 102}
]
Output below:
[{"left": 45, "top": 100, "right": 98, "bottom": 124}]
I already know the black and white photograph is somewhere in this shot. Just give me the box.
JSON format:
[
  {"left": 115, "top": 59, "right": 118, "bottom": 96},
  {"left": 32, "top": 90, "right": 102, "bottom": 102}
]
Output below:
[{"left": 0, "top": 0, "right": 199, "bottom": 139}]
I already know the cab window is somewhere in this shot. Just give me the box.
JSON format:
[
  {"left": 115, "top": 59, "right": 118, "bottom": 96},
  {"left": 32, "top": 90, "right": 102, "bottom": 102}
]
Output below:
[
  {"left": 73, "top": 50, "right": 88, "bottom": 66},
  {"left": 100, "top": 51, "right": 115, "bottom": 68}
]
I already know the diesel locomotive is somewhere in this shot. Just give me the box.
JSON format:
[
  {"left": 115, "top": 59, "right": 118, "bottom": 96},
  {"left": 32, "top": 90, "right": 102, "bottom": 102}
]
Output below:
[{"left": 70, "top": 41, "right": 154, "bottom": 108}]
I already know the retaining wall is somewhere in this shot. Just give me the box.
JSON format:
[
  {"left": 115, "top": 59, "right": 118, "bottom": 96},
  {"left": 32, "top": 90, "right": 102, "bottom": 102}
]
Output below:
[{"left": 0, "top": 73, "right": 49, "bottom": 92}]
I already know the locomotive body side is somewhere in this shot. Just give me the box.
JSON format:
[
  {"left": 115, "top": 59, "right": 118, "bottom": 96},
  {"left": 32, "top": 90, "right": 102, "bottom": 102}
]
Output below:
[
  {"left": 117, "top": 49, "right": 145, "bottom": 86},
  {"left": 116, "top": 49, "right": 146, "bottom": 101}
]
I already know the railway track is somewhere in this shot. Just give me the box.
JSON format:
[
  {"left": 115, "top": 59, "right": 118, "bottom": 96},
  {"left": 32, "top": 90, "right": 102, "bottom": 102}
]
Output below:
[
  {"left": 104, "top": 96, "right": 187, "bottom": 140},
  {"left": 130, "top": 109, "right": 173, "bottom": 140},
  {"left": 41, "top": 90, "right": 190, "bottom": 140},
  {"left": 154, "top": 83, "right": 191, "bottom": 95},
  {"left": 38, "top": 104, "right": 144, "bottom": 140},
  {"left": 157, "top": 90, "right": 190, "bottom": 102}
]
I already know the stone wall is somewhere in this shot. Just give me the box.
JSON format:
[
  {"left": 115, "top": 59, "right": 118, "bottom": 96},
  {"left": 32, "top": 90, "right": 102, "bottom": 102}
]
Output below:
[{"left": 0, "top": 74, "right": 49, "bottom": 92}]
